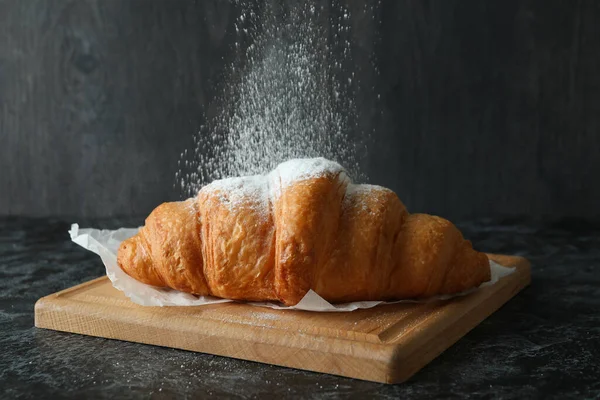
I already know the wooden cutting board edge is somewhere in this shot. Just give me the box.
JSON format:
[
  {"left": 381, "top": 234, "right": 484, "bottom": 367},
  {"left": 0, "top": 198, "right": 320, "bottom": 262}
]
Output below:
[
  {"left": 388, "top": 256, "right": 531, "bottom": 382},
  {"left": 34, "top": 254, "right": 531, "bottom": 384}
]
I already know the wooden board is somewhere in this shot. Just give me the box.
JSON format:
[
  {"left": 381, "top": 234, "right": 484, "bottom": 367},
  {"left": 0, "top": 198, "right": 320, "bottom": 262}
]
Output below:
[{"left": 35, "top": 254, "right": 530, "bottom": 384}]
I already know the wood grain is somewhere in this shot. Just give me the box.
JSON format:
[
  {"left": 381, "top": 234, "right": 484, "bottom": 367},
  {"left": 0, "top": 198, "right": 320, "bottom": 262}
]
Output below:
[
  {"left": 35, "top": 254, "right": 531, "bottom": 383},
  {"left": 2, "top": 0, "right": 597, "bottom": 220},
  {"left": 0, "top": 0, "right": 232, "bottom": 217}
]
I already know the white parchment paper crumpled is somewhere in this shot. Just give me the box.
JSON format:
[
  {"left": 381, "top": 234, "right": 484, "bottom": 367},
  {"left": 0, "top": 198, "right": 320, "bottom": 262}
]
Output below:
[{"left": 69, "top": 224, "right": 515, "bottom": 312}]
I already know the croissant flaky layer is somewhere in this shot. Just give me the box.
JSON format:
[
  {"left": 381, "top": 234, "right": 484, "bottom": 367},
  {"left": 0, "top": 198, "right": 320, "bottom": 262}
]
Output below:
[{"left": 118, "top": 158, "right": 490, "bottom": 305}]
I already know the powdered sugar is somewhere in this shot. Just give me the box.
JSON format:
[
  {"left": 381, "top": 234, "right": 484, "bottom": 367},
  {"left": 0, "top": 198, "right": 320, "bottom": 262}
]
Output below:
[
  {"left": 201, "top": 175, "right": 270, "bottom": 215},
  {"left": 201, "top": 157, "right": 355, "bottom": 213},
  {"left": 343, "top": 183, "right": 385, "bottom": 210},
  {"left": 272, "top": 158, "right": 349, "bottom": 188},
  {"left": 177, "top": 1, "right": 382, "bottom": 197},
  {"left": 344, "top": 183, "right": 386, "bottom": 197}
]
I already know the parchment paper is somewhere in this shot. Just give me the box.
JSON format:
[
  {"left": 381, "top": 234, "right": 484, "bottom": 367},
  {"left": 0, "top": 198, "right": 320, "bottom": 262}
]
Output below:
[{"left": 69, "top": 223, "right": 515, "bottom": 312}]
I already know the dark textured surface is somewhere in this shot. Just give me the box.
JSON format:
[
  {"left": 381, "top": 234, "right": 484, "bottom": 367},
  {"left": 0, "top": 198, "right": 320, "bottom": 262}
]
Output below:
[
  {"left": 1, "top": 0, "right": 599, "bottom": 220},
  {"left": 0, "top": 217, "right": 599, "bottom": 399}
]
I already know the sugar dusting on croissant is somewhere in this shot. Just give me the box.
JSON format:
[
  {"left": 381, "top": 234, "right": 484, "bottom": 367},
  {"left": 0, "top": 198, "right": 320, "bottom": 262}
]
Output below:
[{"left": 117, "top": 158, "right": 490, "bottom": 305}]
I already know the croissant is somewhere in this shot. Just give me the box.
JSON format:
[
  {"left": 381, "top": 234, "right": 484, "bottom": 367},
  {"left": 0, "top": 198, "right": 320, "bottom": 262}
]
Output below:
[{"left": 117, "top": 158, "right": 490, "bottom": 306}]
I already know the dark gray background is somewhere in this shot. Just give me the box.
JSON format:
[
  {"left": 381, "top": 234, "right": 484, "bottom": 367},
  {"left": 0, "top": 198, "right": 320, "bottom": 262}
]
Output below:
[{"left": 1, "top": 0, "right": 598, "bottom": 221}]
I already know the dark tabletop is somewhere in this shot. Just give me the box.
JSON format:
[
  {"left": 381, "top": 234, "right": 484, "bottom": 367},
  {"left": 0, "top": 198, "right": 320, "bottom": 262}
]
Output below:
[{"left": 1, "top": 217, "right": 599, "bottom": 400}]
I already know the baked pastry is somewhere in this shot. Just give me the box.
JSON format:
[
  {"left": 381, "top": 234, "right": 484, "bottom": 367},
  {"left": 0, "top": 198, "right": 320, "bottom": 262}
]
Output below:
[{"left": 118, "top": 158, "right": 490, "bottom": 305}]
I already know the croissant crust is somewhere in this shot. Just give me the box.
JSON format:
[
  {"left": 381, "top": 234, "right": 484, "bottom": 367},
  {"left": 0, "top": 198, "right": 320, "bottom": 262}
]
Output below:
[{"left": 118, "top": 159, "right": 490, "bottom": 305}]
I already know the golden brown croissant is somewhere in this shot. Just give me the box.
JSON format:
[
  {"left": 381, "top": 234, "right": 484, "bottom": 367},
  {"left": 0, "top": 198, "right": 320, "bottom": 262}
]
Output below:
[{"left": 118, "top": 158, "right": 490, "bottom": 305}]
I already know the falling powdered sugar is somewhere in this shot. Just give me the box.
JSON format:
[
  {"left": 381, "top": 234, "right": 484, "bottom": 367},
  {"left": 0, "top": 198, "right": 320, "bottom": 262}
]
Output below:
[{"left": 177, "top": 1, "right": 383, "bottom": 196}]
